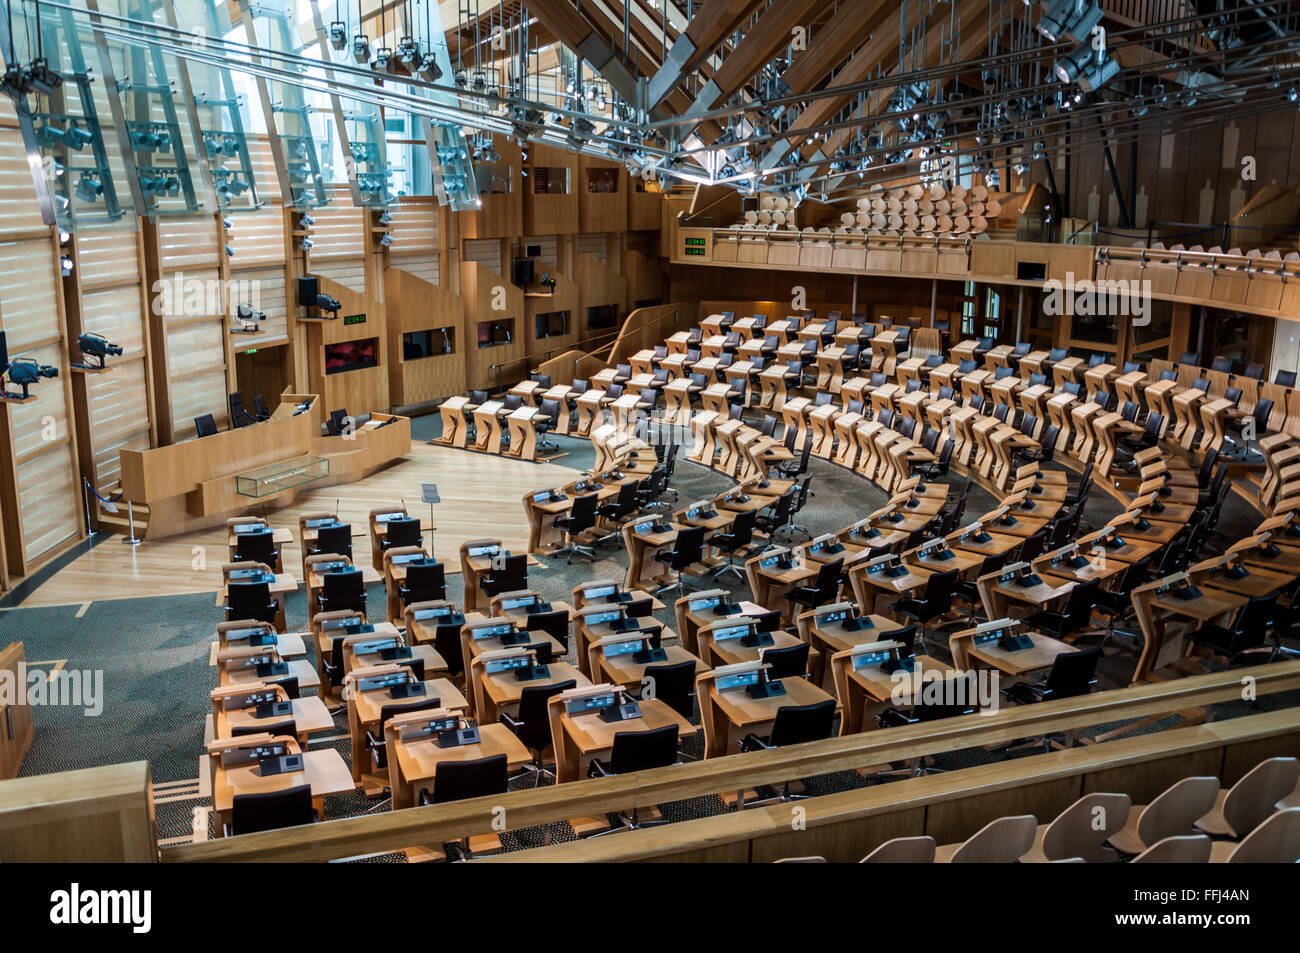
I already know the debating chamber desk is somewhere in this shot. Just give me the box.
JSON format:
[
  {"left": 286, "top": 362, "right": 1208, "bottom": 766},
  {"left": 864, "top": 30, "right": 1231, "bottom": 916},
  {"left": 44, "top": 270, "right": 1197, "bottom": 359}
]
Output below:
[{"left": 117, "top": 393, "right": 411, "bottom": 539}]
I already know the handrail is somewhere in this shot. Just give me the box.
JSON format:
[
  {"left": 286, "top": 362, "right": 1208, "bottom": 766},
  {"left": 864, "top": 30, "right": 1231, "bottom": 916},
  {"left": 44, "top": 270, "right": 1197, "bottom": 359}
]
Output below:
[
  {"left": 482, "top": 708, "right": 1300, "bottom": 863},
  {"left": 162, "top": 660, "right": 1300, "bottom": 863}
]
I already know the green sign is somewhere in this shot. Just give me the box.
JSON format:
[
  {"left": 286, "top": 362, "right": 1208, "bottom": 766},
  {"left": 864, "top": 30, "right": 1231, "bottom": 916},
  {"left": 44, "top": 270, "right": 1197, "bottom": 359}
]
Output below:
[{"left": 343, "top": 313, "right": 367, "bottom": 326}]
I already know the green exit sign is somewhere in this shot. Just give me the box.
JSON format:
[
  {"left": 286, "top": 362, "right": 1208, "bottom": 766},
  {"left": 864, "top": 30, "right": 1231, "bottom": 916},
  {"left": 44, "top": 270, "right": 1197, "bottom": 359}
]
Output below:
[{"left": 343, "top": 313, "right": 367, "bottom": 326}]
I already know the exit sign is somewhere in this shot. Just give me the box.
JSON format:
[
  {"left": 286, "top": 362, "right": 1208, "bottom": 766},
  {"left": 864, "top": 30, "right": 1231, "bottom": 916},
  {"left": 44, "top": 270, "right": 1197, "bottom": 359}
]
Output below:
[{"left": 343, "top": 313, "right": 367, "bottom": 326}]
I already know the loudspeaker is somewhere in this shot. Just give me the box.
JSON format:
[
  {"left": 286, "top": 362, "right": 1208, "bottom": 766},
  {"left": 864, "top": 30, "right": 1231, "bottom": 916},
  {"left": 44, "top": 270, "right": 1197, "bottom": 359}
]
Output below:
[
  {"left": 0, "top": 329, "right": 7, "bottom": 369},
  {"left": 512, "top": 257, "right": 535, "bottom": 288},
  {"left": 298, "top": 276, "right": 319, "bottom": 306}
]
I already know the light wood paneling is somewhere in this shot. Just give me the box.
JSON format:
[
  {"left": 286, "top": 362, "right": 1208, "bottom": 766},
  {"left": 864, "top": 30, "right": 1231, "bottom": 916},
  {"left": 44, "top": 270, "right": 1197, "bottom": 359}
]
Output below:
[{"left": 0, "top": 761, "right": 155, "bottom": 862}]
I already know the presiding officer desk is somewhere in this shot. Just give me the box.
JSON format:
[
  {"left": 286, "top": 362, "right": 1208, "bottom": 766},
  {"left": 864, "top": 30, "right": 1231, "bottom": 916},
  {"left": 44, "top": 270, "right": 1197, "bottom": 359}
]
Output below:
[{"left": 118, "top": 392, "right": 411, "bottom": 539}]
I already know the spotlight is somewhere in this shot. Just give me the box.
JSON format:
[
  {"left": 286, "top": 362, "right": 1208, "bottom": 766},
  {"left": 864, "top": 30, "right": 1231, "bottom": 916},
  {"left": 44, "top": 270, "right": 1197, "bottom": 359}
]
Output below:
[
  {"left": 298, "top": 212, "right": 315, "bottom": 227},
  {"left": 36, "top": 124, "right": 65, "bottom": 148},
  {"left": 418, "top": 53, "right": 442, "bottom": 81},
  {"left": 352, "top": 34, "right": 370, "bottom": 63},
  {"left": 26, "top": 59, "right": 63, "bottom": 96},
  {"left": 299, "top": 237, "right": 314, "bottom": 251},
  {"left": 1038, "top": 0, "right": 1103, "bottom": 43},
  {"left": 985, "top": 170, "right": 1000, "bottom": 189},
  {"left": 225, "top": 244, "right": 235, "bottom": 257},
  {"left": 65, "top": 124, "right": 92, "bottom": 150},
  {"left": 60, "top": 255, "right": 73, "bottom": 276},
  {"left": 75, "top": 172, "right": 102, "bottom": 203},
  {"left": 377, "top": 211, "right": 391, "bottom": 225},
  {"left": 76, "top": 332, "right": 122, "bottom": 368},
  {"left": 378, "top": 233, "right": 392, "bottom": 247},
  {"left": 372, "top": 48, "right": 393, "bottom": 72},
  {"left": 328, "top": 21, "right": 347, "bottom": 50},
  {"left": 397, "top": 37, "right": 419, "bottom": 65},
  {"left": 1288, "top": 87, "right": 1298, "bottom": 104}
]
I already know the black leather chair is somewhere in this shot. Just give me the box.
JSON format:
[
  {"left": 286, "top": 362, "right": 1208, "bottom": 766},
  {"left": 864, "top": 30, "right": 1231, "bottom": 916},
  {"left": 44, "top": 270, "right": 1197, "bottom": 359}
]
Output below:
[
  {"left": 1185, "top": 594, "right": 1285, "bottom": 664},
  {"left": 310, "top": 523, "right": 353, "bottom": 562},
  {"left": 785, "top": 558, "right": 843, "bottom": 613},
  {"left": 761, "top": 642, "right": 810, "bottom": 680},
  {"left": 1022, "top": 578, "right": 1100, "bottom": 640},
  {"left": 595, "top": 482, "right": 639, "bottom": 544},
  {"left": 654, "top": 526, "right": 706, "bottom": 599},
  {"left": 738, "top": 700, "right": 836, "bottom": 800},
  {"left": 890, "top": 569, "right": 958, "bottom": 649},
  {"left": 482, "top": 554, "right": 528, "bottom": 597},
  {"left": 194, "top": 413, "right": 218, "bottom": 437},
  {"left": 225, "top": 580, "right": 278, "bottom": 625},
  {"left": 229, "top": 391, "right": 258, "bottom": 428},
  {"left": 500, "top": 680, "right": 576, "bottom": 785},
  {"left": 1003, "top": 647, "right": 1101, "bottom": 750},
  {"left": 535, "top": 397, "right": 562, "bottom": 452},
  {"left": 421, "top": 753, "right": 509, "bottom": 806},
  {"left": 318, "top": 568, "right": 367, "bottom": 614},
  {"left": 234, "top": 528, "right": 278, "bottom": 569},
  {"left": 364, "top": 698, "right": 444, "bottom": 774},
  {"left": 326, "top": 408, "right": 350, "bottom": 436},
  {"left": 418, "top": 753, "right": 509, "bottom": 858},
  {"left": 643, "top": 661, "right": 696, "bottom": 720},
  {"left": 252, "top": 393, "right": 272, "bottom": 421},
  {"left": 399, "top": 561, "right": 446, "bottom": 605},
  {"left": 381, "top": 516, "right": 423, "bottom": 551},
  {"left": 552, "top": 493, "right": 599, "bottom": 563},
  {"left": 586, "top": 725, "right": 681, "bottom": 834},
  {"left": 524, "top": 608, "right": 571, "bottom": 657},
  {"left": 229, "top": 784, "right": 315, "bottom": 836},
  {"left": 707, "top": 509, "right": 760, "bottom": 582}
]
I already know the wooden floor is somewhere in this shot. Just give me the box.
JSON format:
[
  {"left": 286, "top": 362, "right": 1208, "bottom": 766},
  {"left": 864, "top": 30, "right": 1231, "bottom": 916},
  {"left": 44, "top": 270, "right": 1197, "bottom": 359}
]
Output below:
[{"left": 17, "top": 442, "right": 584, "bottom": 609}]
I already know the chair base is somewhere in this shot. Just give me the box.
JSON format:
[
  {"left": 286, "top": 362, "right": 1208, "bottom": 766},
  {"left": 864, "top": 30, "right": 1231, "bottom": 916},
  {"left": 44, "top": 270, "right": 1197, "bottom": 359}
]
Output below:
[
  {"left": 552, "top": 542, "right": 597, "bottom": 564},
  {"left": 584, "top": 809, "right": 668, "bottom": 838}
]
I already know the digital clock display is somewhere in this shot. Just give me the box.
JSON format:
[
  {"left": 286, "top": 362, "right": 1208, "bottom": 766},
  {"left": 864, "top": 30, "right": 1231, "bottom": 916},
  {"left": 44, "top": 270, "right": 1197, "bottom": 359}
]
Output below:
[{"left": 343, "top": 313, "right": 366, "bottom": 326}]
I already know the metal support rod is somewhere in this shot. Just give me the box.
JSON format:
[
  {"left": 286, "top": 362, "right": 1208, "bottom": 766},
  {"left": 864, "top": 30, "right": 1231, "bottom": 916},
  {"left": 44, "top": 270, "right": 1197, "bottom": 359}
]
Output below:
[
  {"left": 123, "top": 500, "right": 141, "bottom": 545},
  {"left": 1096, "top": 117, "right": 1134, "bottom": 229},
  {"left": 83, "top": 479, "right": 97, "bottom": 539}
]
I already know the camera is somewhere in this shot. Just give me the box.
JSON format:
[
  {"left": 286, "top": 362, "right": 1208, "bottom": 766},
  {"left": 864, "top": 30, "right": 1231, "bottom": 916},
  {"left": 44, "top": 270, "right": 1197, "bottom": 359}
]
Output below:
[{"left": 76, "top": 332, "right": 123, "bottom": 369}]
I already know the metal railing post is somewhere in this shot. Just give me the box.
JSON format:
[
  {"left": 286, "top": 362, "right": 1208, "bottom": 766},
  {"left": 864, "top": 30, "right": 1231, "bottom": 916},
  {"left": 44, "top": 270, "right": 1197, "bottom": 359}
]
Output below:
[{"left": 123, "top": 500, "right": 141, "bottom": 546}]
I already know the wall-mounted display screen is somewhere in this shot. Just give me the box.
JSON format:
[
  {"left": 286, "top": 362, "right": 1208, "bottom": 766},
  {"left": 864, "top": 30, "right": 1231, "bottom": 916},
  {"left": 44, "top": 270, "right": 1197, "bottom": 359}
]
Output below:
[{"left": 324, "top": 338, "right": 378, "bottom": 374}]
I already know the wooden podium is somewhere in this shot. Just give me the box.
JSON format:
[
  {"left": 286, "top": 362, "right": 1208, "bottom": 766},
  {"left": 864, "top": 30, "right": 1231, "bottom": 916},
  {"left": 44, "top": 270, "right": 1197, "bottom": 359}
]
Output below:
[{"left": 435, "top": 395, "right": 473, "bottom": 448}]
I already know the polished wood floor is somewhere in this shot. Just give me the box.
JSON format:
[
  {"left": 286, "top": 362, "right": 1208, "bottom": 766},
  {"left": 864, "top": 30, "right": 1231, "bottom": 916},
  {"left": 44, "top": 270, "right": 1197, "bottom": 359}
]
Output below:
[{"left": 17, "top": 442, "right": 583, "bottom": 608}]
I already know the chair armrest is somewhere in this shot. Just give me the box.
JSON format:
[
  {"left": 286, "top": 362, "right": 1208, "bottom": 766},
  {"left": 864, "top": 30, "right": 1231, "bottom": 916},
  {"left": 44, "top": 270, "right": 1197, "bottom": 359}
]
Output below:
[{"left": 498, "top": 711, "right": 523, "bottom": 729}]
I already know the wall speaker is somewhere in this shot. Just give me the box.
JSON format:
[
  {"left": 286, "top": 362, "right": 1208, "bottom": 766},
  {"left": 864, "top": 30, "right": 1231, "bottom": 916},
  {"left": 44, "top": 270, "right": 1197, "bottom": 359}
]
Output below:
[
  {"left": 512, "top": 257, "right": 535, "bottom": 288},
  {"left": 298, "top": 276, "right": 319, "bottom": 306}
]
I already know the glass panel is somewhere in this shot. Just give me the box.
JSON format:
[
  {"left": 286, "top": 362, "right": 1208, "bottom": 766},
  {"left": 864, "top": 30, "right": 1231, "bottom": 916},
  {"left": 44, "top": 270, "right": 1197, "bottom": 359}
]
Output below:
[
  {"left": 236, "top": 455, "right": 330, "bottom": 497},
  {"left": 243, "top": 0, "right": 329, "bottom": 208},
  {"left": 172, "top": 0, "right": 264, "bottom": 211},
  {"left": 97, "top": 0, "right": 211, "bottom": 217},
  {"left": 8, "top": 2, "right": 131, "bottom": 229}
]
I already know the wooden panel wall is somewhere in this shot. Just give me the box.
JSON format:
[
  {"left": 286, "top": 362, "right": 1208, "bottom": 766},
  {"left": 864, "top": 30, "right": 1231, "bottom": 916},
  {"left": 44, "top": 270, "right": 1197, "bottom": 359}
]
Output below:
[
  {"left": 70, "top": 224, "right": 153, "bottom": 492},
  {"left": 0, "top": 234, "right": 83, "bottom": 570},
  {"left": 1054, "top": 112, "right": 1300, "bottom": 238},
  {"left": 146, "top": 215, "right": 230, "bottom": 442}
]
